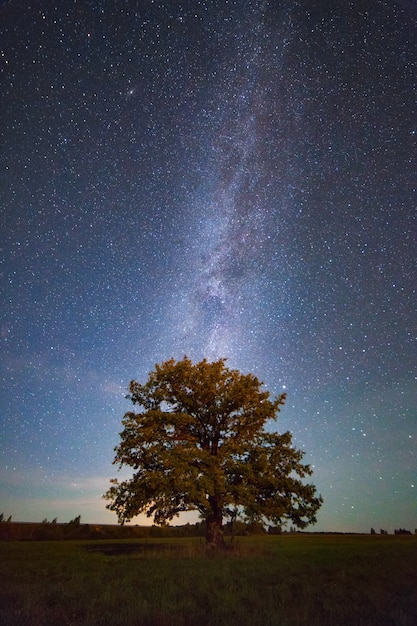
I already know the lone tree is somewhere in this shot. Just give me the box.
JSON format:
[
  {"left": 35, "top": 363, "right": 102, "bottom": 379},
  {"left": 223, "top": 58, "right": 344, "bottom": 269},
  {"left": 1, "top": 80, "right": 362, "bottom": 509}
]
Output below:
[{"left": 104, "top": 357, "right": 322, "bottom": 547}]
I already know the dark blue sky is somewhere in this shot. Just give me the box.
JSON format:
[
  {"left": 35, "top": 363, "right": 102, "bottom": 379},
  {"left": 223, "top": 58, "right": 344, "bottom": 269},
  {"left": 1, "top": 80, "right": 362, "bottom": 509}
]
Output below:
[{"left": 1, "top": 0, "right": 416, "bottom": 531}]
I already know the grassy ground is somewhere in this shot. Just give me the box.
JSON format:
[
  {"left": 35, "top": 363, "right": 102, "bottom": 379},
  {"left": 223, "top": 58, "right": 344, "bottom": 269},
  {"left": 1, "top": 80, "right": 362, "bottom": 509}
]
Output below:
[{"left": 1, "top": 534, "right": 416, "bottom": 625}]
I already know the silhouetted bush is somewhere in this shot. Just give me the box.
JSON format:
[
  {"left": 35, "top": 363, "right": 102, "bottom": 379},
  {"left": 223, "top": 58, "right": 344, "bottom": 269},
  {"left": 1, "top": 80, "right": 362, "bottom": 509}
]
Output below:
[
  {"left": 394, "top": 528, "right": 412, "bottom": 535},
  {"left": 0, "top": 514, "right": 14, "bottom": 540}
]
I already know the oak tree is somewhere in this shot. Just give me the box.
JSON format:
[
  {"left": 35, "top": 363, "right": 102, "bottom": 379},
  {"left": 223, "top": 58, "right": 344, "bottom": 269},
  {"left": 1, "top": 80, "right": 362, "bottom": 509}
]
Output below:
[{"left": 104, "top": 357, "right": 322, "bottom": 547}]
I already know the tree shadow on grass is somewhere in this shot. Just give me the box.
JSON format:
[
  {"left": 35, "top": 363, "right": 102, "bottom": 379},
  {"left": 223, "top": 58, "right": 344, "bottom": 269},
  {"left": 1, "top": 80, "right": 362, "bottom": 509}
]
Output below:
[
  {"left": 83, "top": 540, "right": 268, "bottom": 558},
  {"left": 83, "top": 542, "right": 178, "bottom": 556}
]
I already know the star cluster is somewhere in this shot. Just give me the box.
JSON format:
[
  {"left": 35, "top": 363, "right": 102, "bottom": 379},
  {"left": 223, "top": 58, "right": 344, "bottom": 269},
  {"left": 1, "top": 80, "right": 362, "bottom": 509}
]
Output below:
[{"left": 1, "top": 0, "right": 416, "bottom": 531}]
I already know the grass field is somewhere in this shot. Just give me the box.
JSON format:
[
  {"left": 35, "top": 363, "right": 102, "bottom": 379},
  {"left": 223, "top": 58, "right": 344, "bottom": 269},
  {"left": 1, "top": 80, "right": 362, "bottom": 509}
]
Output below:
[{"left": 1, "top": 534, "right": 416, "bottom": 625}]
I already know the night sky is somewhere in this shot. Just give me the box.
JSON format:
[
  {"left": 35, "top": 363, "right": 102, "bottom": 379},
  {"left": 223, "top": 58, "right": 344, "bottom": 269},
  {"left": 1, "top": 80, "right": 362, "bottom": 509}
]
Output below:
[{"left": 1, "top": 0, "right": 416, "bottom": 532}]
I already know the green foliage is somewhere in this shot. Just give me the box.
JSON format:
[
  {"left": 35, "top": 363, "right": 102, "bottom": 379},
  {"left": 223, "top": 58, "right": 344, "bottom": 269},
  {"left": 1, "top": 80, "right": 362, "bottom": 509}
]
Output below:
[{"left": 105, "top": 357, "right": 322, "bottom": 542}]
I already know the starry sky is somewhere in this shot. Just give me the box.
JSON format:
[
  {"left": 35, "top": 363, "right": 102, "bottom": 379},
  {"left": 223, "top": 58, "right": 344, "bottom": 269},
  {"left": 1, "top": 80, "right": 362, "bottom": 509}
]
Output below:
[{"left": 1, "top": 0, "right": 416, "bottom": 532}]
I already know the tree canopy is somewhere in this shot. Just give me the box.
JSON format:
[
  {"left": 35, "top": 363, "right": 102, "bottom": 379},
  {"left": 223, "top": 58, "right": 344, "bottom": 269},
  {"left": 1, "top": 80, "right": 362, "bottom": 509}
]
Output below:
[{"left": 104, "top": 357, "right": 322, "bottom": 546}]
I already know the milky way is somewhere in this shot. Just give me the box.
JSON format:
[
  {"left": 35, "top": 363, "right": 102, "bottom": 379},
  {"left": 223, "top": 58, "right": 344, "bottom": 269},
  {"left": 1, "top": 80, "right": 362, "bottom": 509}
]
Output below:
[{"left": 1, "top": 1, "right": 416, "bottom": 531}]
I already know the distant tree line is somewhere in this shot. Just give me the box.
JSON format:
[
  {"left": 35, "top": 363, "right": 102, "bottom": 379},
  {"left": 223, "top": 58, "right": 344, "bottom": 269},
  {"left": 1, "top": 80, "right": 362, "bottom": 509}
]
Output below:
[
  {"left": 0, "top": 514, "right": 283, "bottom": 542},
  {"left": 2, "top": 514, "right": 416, "bottom": 541},
  {"left": 0, "top": 514, "right": 84, "bottom": 541},
  {"left": 370, "top": 527, "right": 416, "bottom": 536}
]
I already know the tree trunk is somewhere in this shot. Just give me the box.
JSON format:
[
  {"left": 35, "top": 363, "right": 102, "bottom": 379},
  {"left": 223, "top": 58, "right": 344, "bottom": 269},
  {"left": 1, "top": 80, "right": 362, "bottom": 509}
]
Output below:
[{"left": 206, "top": 506, "right": 225, "bottom": 548}]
